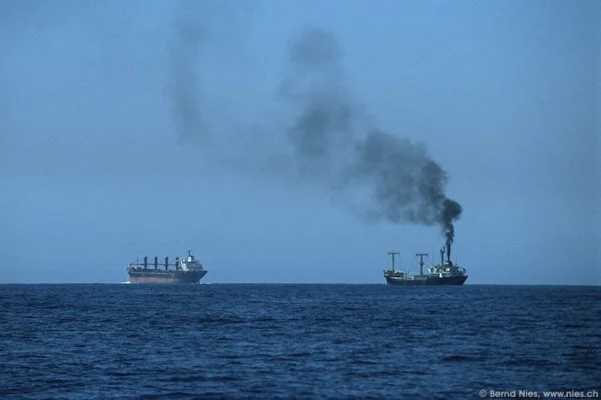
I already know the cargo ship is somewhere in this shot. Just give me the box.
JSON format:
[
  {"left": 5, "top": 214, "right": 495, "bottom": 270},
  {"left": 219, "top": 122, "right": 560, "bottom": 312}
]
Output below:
[
  {"left": 383, "top": 243, "right": 467, "bottom": 285},
  {"left": 126, "top": 250, "right": 207, "bottom": 284}
]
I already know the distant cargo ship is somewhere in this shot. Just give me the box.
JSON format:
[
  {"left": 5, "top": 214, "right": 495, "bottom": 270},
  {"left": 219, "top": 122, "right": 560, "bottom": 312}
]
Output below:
[
  {"left": 383, "top": 244, "right": 467, "bottom": 286},
  {"left": 126, "top": 250, "right": 207, "bottom": 284}
]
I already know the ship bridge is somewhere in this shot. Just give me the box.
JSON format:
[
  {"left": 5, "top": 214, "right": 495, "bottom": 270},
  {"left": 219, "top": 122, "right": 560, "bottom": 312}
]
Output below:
[{"left": 180, "top": 250, "right": 204, "bottom": 271}]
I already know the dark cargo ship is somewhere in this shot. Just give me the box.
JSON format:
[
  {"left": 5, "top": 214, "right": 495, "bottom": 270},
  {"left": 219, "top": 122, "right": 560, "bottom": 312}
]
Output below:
[
  {"left": 127, "top": 250, "right": 207, "bottom": 284},
  {"left": 383, "top": 243, "right": 467, "bottom": 286}
]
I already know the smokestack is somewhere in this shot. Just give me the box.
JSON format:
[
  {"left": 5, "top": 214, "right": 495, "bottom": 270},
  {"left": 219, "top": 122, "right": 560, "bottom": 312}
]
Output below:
[
  {"left": 440, "top": 248, "right": 444, "bottom": 266},
  {"left": 154, "top": 256, "right": 158, "bottom": 270},
  {"left": 442, "top": 199, "right": 460, "bottom": 262},
  {"left": 165, "top": 257, "right": 169, "bottom": 271},
  {"left": 143, "top": 256, "right": 148, "bottom": 269}
]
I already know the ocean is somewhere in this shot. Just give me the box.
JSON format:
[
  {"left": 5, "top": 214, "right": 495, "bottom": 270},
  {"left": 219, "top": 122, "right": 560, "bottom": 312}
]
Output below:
[{"left": 1, "top": 284, "right": 599, "bottom": 399}]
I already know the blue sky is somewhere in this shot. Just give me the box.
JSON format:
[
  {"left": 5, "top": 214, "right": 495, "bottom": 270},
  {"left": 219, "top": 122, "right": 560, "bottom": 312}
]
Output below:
[{"left": 1, "top": 0, "right": 599, "bottom": 284}]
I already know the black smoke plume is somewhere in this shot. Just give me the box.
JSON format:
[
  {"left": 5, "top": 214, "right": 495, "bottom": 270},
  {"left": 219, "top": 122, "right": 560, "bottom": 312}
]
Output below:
[
  {"left": 280, "top": 28, "right": 463, "bottom": 250},
  {"left": 166, "top": 22, "right": 463, "bottom": 250}
]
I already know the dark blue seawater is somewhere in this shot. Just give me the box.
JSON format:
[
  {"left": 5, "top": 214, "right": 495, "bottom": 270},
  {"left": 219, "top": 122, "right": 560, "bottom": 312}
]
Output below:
[{"left": 1, "top": 284, "right": 600, "bottom": 399}]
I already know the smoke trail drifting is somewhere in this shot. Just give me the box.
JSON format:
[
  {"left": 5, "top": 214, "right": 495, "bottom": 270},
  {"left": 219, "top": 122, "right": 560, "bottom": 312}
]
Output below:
[
  {"left": 166, "top": 21, "right": 463, "bottom": 252},
  {"left": 169, "top": 9, "right": 205, "bottom": 143},
  {"left": 280, "top": 28, "right": 463, "bottom": 251}
]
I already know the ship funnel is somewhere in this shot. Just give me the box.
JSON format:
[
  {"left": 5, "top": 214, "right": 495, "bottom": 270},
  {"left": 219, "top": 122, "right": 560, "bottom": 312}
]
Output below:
[
  {"left": 154, "top": 256, "right": 158, "bottom": 270},
  {"left": 164, "top": 257, "right": 169, "bottom": 271},
  {"left": 446, "top": 242, "right": 451, "bottom": 264},
  {"left": 439, "top": 247, "right": 444, "bottom": 266}
]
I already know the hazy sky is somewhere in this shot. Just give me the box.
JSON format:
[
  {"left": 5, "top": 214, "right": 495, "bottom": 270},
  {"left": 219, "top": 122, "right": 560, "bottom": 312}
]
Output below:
[{"left": 1, "top": 0, "right": 599, "bottom": 284}]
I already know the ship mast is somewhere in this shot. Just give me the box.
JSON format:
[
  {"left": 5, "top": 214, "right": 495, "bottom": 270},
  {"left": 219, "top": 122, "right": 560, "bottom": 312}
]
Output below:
[
  {"left": 416, "top": 253, "right": 428, "bottom": 276},
  {"left": 388, "top": 251, "right": 400, "bottom": 272}
]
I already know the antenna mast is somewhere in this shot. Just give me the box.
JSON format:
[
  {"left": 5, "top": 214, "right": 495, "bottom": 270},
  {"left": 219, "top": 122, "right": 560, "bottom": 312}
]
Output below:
[
  {"left": 388, "top": 251, "right": 400, "bottom": 272},
  {"left": 416, "top": 253, "right": 428, "bottom": 276}
]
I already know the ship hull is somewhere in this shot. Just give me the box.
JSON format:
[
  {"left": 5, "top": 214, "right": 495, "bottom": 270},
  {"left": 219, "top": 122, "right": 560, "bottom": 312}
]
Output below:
[
  {"left": 385, "top": 275, "right": 467, "bottom": 286},
  {"left": 127, "top": 270, "right": 207, "bottom": 284}
]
